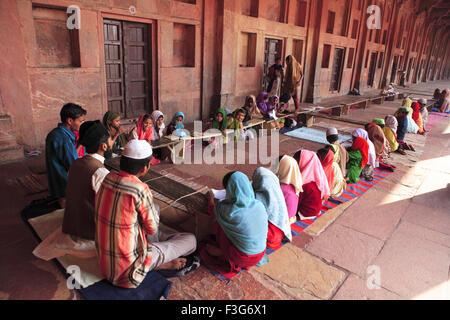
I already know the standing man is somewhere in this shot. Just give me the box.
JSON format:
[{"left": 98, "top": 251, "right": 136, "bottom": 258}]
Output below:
[
  {"left": 45, "top": 103, "right": 86, "bottom": 208},
  {"left": 267, "top": 57, "right": 284, "bottom": 94}
]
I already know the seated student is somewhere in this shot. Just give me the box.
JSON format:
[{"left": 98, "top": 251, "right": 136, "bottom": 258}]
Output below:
[
  {"left": 366, "top": 120, "right": 387, "bottom": 162},
  {"left": 256, "top": 92, "right": 275, "bottom": 118},
  {"left": 383, "top": 115, "right": 404, "bottom": 155},
  {"left": 351, "top": 128, "right": 376, "bottom": 180},
  {"left": 102, "top": 110, "right": 128, "bottom": 154},
  {"left": 240, "top": 95, "right": 262, "bottom": 122},
  {"left": 293, "top": 150, "right": 330, "bottom": 220},
  {"left": 278, "top": 93, "right": 292, "bottom": 113},
  {"left": 417, "top": 98, "right": 428, "bottom": 131},
  {"left": 346, "top": 137, "right": 369, "bottom": 184},
  {"left": 166, "top": 111, "right": 185, "bottom": 136},
  {"left": 440, "top": 89, "right": 450, "bottom": 113},
  {"left": 46, "top": 103, "right": 87, "bottom": 208},
  {"left": 95, "top": 140, "right": 197, "bottom": 288},
  {"left": 151, "top": 110, "right": 166, "bottom": 140},
  {"left": 33, "top": 121, "right": 110, "bottom": 261},
  {"left": 370, "top": 119, "right": 396, "bottom": 169},
  {"left": 252, "top": 167, "right": 292, "bottom": 249},
  {"left": 129, "top": 114, "right": 155, "bottom": 142},
  {"left": 130, "top": 114, "right": 160, "bottom": 164},
  {"left": 317, "top": 146, "right": 346, "bottom": 198},
  {"left": 74, "top": 130, "right": 86, "bottom": 158},
  {"left": 326, "top": 128, "right": 349, "bottom": 178},
  {"left": 398, "top": 97, "right": 419, "bottom": 133},
  {"left": 395, "top": 107, "right": 416, "bottom": 152},
  {"left": 276, "top": 155, "right": 303, "bottom": 224},
  {"left": 411, "top": 102, "right": 425, "bottom": 134},
  {"left": 227, "top": 108, "right": 255, "bottom": 141},
  {"left": 210, "top": 108, "right": 229, "bottom": 145},
  {"left": 433, "top": 88, "right": 441, "bottom": 101},
  {"left": 200, "top": 171, "right": 268, "bottom": 278},
  {"left": 62, "top": 121, "right": 111, "bottom": 241}
]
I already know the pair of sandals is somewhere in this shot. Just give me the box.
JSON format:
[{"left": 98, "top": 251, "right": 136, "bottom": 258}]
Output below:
[{"left": 156, "top": 253, "right": 201, "bottom": 278}]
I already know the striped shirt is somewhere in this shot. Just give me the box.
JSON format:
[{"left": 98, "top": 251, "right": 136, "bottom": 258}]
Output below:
[{"left": 95, "top": 170, "right": 159, "bottom": 288}]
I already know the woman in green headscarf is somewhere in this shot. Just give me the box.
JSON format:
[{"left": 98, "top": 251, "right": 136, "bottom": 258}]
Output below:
[
  {"left": 210, "top": 108, "right": 229, "bottom": 144},
  {"left": 102, "top": 111, "right": 128, "bottom": 152}
]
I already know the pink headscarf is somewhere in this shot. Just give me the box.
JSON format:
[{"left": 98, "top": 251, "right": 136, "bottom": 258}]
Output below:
[{"left": 298, "top": 150, "right": 330, "bottom": 200}]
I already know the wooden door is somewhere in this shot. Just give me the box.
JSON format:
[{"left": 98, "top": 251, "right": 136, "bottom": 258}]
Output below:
[
  {"left": 262, "top": 38, "right": 283, "bottom": 91},
  {"left": 367, "top": 52, "right": 378, "bottom": 87},
  {"left": 330, "top": 48, "right": 344, "bottom": 92},
  {"left": 390, "top": 55, "right": 399, "bottom": 84},
  {"left": 104, "top": 20, "right": 125, "bottom": 117},
  {"left": 103, "top": 19, "right": 152, "bottom": 119}
]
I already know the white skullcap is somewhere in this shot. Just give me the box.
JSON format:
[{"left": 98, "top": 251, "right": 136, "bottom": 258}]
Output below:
[
  {"left": 122, "top": 140, "right": 153, "bottom": 159},
  {"left": 326, "top": 127, "right": 338, "bottom": 136},
  {"left": 418, "top": 98, "right": 427, "bottom": 104}
]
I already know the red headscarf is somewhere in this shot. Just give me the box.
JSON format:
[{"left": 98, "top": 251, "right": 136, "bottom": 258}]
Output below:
[
  {"left": 351, "top": 137, "right": 369, "bottom": 168},
  {"left": 411, "top": 102, "right": 420, "bottom": 122},
  {"left": 319, "top": 149, "right": 335, "bottom": 191},
  {"left": 136, "top": 114, "right": 154, "bottom": 141}
]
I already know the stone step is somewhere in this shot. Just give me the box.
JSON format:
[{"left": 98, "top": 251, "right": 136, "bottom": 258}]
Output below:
[
  {"left": 0, "top": 134, "right": 19, "bottom": 149},
  {"left": 0, "top": 115, "right": 14, "bottom": 135},
  {"left": 0, "top": 145, "right": 23, "bottom": 164},
  {"left": 0, "top": 114, "right": 24, "bottom": 163}
]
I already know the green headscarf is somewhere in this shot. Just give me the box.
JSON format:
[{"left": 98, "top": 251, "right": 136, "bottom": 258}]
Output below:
[
  {"left": 102, "top": 111, "right": 128, "bottom": 149},
  {"left": 212, "top": 108, "right": 228, "bottom": 131},
  {"left": 372, "top": 118, "right": 385, "bottom": 126}
]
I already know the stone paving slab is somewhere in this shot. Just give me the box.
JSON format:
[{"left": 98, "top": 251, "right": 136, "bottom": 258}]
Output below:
[
  {"left": 168, "top": 265, "right": 281, "bottom": 300},
  {"left": 411, "top": 169, "right": 450, "bottom": 215},
  {"left": 332, "top": 274, "right": 402, "bottom": 300},
  {"left": 254, "top": 243, "right": 347, "bottom": 300},
  {"left": 306, "top": 223, "right": 385, "bottom": 277},
  {"left": 336, "top": 189, "right": 409, "bottom": 241},
  {"left": 304, "top": 198, "right": 356, "bottom": 236},
  {"left": 371, "top": 220, "right": 450, "bottom": 299}
]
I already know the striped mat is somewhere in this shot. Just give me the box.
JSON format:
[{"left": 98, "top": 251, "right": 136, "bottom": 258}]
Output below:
[{"left": 266, "top": 167, "right": 394, "bottom": 254}]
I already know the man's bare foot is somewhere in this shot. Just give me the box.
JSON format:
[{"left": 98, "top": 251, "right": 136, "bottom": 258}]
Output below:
[{"left": 156, "top": 258, "right": 187, "bottom": 270}]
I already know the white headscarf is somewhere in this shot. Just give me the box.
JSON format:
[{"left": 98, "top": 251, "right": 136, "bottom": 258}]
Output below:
[
  {"left": 385, "top": 115, "right": 398, "bottom": 133},
  {"left": 352, "top": 128, "right": 377, "bottom": 168},
  {"left": 151, "top": 110, "right": 165, "bottom": 139}
]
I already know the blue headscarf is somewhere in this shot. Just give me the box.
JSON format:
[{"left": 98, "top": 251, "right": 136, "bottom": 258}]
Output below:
[
  {"left": 252, "top": 167, "right": 292, "bottom": 242},
  {"left": 170, "top": 111, "right": 185, "bottom": 129},
  {"left": 215, "top": 172, "right": 268, "bottom": 255}
]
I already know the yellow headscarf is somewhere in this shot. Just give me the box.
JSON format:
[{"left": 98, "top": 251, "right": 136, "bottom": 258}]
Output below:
[{"left": 276, "top": 155, "right": 303, "bottom": 195}]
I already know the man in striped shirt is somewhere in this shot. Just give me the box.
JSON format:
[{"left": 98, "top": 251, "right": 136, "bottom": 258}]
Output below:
[{"left": 95, "top": 140, "right": 197, "bottom": 288}]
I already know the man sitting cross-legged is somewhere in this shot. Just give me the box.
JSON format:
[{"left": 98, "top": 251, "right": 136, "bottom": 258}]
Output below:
[
  {"left": 33, "top": 120, "right": 111, "bottom": 261},
  {"left": 62, "top": 120, "right": 112, "bottom": 241},
  {"left": 95, "top": 140, "right": 198, "bottom": 288}
]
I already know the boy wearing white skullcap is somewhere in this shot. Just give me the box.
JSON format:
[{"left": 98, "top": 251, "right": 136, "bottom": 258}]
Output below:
[
  {"left": 95, "top": 140, "right": 198, "bottom": 288},
  {"left": 326, "top": 127, "right": 349, "bottom": 176}
]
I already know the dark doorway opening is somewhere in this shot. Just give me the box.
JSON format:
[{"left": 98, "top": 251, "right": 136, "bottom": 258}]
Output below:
[{"left": 330, "top": 47, "right": 345, "bottom": 92}]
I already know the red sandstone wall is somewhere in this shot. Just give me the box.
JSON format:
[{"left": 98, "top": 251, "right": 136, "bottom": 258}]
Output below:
[{"left": 0, "top": 0, "right": 449, "bottom": 149}]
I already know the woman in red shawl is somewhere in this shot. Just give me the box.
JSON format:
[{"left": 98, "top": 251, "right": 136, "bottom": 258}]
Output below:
[
  {"left": 346, "top": 137, "right": 369, "bottom": 184},
  {"left": 316, "top": 147, "right": 334, "bottom": 191},
  {"left": 411, "top": 102, "right": 425, "bottom": 134},
  {"left": 129, "top": 114, "right": 160, "bottom": 164}
]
